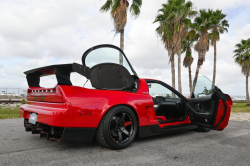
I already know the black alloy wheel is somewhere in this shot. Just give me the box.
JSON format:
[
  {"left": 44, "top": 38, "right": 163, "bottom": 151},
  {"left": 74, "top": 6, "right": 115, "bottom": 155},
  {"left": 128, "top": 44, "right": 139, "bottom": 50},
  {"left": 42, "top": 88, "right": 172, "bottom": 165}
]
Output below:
[
  {"left": 109, "top": 110, "right": 134, "bottom": 144},
  {"left": 96, "top": 105, "right": 138, "bottom": 150}
]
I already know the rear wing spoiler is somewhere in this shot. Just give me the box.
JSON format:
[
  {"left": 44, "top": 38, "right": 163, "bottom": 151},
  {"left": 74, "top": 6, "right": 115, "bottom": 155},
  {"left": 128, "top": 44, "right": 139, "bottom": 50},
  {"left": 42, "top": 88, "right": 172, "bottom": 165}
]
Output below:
[{"left": 24, "top": 63, "right": 90, "bottom": 87}]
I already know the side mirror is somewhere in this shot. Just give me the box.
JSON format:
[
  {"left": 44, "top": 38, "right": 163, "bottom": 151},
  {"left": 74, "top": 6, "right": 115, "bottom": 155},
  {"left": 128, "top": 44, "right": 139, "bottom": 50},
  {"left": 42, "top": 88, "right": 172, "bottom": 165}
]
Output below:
[{"left": 148, "top": 84, "right": 151, "bottom": 88}]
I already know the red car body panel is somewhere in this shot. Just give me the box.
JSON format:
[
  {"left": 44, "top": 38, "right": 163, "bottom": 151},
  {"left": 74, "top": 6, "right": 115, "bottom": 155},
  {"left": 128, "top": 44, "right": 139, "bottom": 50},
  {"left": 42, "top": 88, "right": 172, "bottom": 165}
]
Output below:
[
  {"left": 213, "top": 95, "right": 233, "bottom": 131},
  {"left": 20, "top": 78, "right": 232, "bottom": 132},
  {"left": 61, "top": 84, "right": 158, "bottom": 128},
  {"left": 20, "top": 79, "right": 161, "bottom": 129},
  {"left": 20, "top": 101, "right": 73, "bottom": 127}
]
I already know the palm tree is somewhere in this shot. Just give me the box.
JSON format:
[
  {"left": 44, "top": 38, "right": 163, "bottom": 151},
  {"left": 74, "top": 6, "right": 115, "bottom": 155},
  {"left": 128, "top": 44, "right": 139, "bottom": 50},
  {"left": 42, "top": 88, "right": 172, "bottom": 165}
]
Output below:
[
  {"left": 154, "top": 0, "right": 196, "bottom": 94},
  {"left": 192, "top": 9, "right": 213, "bottom": 93},
  {"left": 182, "top": 30, "right": 199, "bottom": 94},
  {"left": 209, "top": 10, "right": 229, "bottom": 88},
  {"left": 100, "top": 0, "right": 142, "bottom": 65},
  {"left": 233, "top": 39, "right": 250, "bottom": 105}
]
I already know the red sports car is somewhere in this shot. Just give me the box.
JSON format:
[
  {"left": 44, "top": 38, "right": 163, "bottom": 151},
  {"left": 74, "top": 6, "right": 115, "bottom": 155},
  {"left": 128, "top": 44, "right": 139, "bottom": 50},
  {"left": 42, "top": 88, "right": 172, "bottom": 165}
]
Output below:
[{"left": 20, "top": 44, "right": 232, "bottom": 149}]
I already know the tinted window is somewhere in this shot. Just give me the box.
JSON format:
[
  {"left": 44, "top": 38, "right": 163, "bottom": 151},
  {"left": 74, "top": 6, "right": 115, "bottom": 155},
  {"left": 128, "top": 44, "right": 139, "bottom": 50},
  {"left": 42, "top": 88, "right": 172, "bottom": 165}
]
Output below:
[
  {"left": 194, "top": 76, "right": 213, "bottom": 98},
  {"left": 85, "top": 47, "right": 133, "bottom": 75},
  {"left": 147, "top": 82, "right": 180, "bottom": 99}
]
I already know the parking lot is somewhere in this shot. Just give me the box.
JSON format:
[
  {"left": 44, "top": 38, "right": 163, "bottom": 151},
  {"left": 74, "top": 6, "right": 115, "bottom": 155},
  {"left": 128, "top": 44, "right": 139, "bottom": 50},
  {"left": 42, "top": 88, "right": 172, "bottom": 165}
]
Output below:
[{"left": 0, "top": 118, "right": 250, "bottom": 166}]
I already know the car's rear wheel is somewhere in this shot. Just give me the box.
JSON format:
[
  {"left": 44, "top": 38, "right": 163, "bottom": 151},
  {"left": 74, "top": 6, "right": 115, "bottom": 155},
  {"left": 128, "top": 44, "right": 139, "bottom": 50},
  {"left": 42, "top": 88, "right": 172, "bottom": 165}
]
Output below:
[{"left": 96, "top": 105, "right": 138, "bottom": 150}]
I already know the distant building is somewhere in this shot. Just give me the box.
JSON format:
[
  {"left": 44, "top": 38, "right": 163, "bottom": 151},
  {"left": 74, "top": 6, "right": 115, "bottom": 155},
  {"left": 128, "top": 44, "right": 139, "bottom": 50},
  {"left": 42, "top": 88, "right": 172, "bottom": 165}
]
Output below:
[
  {"left": 20, "top": 94, "right": 26, "bottom": 97},
  {"left": 0, "top": 93, "right": 18, "bottom": 96}
]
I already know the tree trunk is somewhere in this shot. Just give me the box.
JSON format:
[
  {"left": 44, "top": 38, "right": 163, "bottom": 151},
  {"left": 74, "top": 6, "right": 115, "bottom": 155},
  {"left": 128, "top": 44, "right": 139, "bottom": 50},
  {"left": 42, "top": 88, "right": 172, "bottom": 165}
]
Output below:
[
  {"left": 246, "top": 74, "right": 250, "bottom": 105},
  {"left": 212, "top": 41, "right": 217, "bottom": 89},
  {"left": 178, "top": 49, "right": 182, "bottom": 94},
  {"left": 171, "top": 53, "right": 176, "bottom": 98},
  {"left": 192, "top": 60, "right": 201, "bottom": 94},
  {"left": 119, "top": 29, "right": 124, "bottom": 65},
  {"left": 188, "top": 65, "right": 192, "bottom": 94}
]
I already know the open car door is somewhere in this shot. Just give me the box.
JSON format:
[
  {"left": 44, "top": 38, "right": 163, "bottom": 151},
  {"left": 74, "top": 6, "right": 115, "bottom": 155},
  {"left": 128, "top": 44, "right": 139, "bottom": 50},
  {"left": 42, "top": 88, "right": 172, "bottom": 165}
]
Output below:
[{"left": 186, "top": 76, "right": 233, "bottom": 131}]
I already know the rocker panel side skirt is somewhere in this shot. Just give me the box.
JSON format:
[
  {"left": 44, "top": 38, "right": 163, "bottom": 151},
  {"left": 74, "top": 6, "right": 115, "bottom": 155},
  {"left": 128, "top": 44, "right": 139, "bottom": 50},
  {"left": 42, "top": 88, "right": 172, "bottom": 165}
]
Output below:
[{"left": 139, "top": 124, "right": 198, "bottom": 138}]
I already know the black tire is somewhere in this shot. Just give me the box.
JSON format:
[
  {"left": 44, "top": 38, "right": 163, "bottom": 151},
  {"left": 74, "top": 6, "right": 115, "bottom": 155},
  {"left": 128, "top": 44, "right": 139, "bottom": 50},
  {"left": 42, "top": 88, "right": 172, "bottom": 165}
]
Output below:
[
  {"left": 197, "top": 126, "right": 211, "bottom": 132},
  {"left": 96, "top": 105, "right": 138, "bottom": 150}
]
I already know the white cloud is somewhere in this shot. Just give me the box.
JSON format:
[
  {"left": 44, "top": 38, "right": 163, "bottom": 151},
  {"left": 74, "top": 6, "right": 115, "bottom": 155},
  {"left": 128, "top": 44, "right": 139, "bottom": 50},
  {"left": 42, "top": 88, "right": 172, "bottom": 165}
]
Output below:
[
  {"left": 0, "top": 0, "right": 249, "bottom": 96},
  {"left": 192, "top": 0, "right": 250, "bottom": 10}
]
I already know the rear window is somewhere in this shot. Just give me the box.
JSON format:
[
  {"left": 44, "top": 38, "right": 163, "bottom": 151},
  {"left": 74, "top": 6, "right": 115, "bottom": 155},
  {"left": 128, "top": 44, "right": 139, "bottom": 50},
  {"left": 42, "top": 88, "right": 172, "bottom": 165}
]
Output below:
[{"left": 84, "top": 47, "right": 134, "bottom": 75}]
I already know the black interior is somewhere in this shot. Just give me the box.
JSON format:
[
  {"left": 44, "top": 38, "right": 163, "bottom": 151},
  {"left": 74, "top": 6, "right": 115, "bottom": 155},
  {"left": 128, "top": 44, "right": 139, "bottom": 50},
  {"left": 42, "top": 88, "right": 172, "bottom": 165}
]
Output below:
[
  {"left": 89, "top": 63, "right": 135, "bottom": 91},
  {"left": 153, "top": 96, "right": 186, "bottom": 123},
  {"left": 187, "top": 94, "right": 219, "bottom": 125},
  {"left": 189, "top": 94, "right": 215, "bottom": 114}
]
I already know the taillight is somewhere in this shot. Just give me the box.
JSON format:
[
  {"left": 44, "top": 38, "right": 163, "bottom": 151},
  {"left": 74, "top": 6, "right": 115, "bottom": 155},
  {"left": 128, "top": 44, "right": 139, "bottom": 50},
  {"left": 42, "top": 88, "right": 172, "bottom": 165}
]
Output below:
[{"left": 26, "top": 86, "right": 65, "bottom": 103}]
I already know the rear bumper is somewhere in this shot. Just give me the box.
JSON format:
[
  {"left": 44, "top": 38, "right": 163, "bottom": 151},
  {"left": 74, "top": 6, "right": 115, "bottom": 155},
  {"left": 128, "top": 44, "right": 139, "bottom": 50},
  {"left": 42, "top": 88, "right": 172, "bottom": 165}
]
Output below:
[
  {"left": 62, "top": 128, "right": 96, "bottom": 142},
  {"left": 24, "top": 119, "right": 96, "bottom": 142},
  {"left": 20, "top": 101, "right": 73, "bottom": 127}
]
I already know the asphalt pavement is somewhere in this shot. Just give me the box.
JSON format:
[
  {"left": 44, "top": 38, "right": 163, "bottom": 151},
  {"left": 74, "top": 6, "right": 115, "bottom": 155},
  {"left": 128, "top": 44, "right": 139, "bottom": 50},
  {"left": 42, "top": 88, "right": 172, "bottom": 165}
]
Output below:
[{"left": 0, "top": 118, "right": 250, "bottom": 166}]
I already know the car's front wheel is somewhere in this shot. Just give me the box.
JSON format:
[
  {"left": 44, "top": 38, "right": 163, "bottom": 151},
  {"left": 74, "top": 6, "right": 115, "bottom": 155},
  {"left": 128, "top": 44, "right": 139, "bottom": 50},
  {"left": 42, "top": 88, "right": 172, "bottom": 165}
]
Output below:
[{"left": 96, "top": 105, "right": 138, "bottom": 150}]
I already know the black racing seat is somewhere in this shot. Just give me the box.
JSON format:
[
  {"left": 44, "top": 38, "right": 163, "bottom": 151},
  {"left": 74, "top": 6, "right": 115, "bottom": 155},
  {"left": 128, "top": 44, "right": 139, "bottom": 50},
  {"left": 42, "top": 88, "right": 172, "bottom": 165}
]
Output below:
[
  {"left": 154, "top": 99, "right": 185, "bottom": 120},
  {"left": 154, "top": 96, "right": 165, "bottom": 105},
  {"left": 89, "top": 63, "right": 134, "bottom": 90},
  {"left": 153, "top": 96, "right": 166, "bottom": 116},
  {"left": 154, "top": 102, "right": 163, "bottom": 116}
]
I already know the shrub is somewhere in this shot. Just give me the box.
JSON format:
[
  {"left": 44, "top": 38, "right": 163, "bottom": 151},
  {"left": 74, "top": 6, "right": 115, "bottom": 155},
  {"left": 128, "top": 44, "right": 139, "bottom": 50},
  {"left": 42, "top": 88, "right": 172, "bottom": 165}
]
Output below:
[{"left": 21, "top": 99, "right": 26, "bottom": 104}]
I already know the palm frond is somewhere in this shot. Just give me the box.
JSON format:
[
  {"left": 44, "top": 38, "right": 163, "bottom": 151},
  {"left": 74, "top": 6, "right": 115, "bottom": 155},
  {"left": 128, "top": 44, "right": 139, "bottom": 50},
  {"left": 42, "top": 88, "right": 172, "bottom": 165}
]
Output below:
[
  {"left": 111, "top": 0, "right": 120, "bottom": 17},
  {"left": 130, "top": 3, "right": 140, "bottom": 17},
  {"left": 100, "top": 0, "right": 112, "bottom": 13},
  {"left": 132, "top": 0, "right": 142, "bottom": 6},
  {"left": 130, "top": 0, "right": 142, "bottom": 17},
  {"left": 154, "top": 0, "right": 197, "bottom": 54},
  {"left": 233, "top": 38, "right": 250, "bottom": 76}
]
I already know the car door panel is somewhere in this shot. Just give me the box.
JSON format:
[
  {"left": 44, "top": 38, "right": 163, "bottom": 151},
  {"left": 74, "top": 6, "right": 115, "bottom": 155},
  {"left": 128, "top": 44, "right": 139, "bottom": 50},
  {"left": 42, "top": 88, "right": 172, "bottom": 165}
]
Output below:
[
  {"left": 188, "top": 94, "right": 217, "bottom": 117},
  {"left": 186, "top": 86, "right": 232, "bottom": 130},
  {"left": 189, "top": 94, "right": 213, "bottom": 104},
  {"left": 186, "top": 102, "right": 214, "bottom": 118},
  {"left": 161, "top": 101, "right": 176, "bottom": 106},
  {"left": 213, "top": 94, "right": 232, "bottom": 130}
]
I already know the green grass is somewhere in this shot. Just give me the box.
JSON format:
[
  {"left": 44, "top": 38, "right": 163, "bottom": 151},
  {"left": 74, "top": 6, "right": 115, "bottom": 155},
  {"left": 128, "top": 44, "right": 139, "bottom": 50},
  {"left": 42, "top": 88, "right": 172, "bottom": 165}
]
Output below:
[
  {"left": 231, "top": 103, "right": 250, "bottom": 113},
  {"left": 0, "top": 103, "right": 249, "bottom": 119},
  {"left": 0, "top": 108, "right": 20, "bottom": 119}
]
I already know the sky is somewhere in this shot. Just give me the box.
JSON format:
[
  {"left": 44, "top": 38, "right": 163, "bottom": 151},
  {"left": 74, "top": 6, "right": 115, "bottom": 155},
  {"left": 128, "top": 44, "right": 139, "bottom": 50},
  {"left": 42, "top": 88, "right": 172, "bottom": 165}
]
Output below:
[{"left": 0, "top": 0, "right": 250, "bottom": 96}]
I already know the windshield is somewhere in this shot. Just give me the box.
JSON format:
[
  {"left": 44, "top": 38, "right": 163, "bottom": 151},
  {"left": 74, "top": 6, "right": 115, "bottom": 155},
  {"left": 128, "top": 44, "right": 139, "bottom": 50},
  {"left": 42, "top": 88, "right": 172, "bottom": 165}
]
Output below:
[
  {"left": 194, "top": 76, "right": 214, "bottom": 98},
  {"left": 82, "top": 45, "right": 137, "bottom": 76}
]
